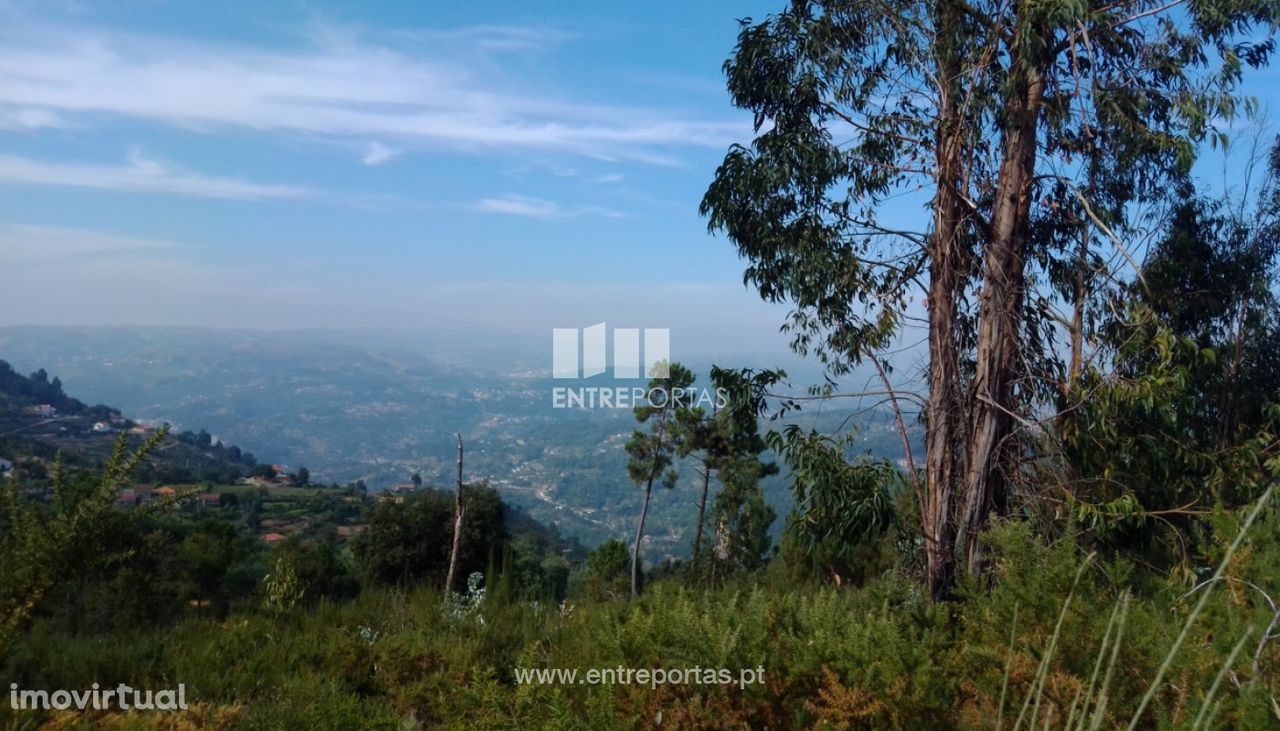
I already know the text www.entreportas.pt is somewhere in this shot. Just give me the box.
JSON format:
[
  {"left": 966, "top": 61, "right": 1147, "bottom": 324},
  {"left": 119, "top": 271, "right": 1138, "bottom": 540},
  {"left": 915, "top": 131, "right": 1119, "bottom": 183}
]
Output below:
[{"left": 514, "top": 666, "right": 766, "bottom": 689}]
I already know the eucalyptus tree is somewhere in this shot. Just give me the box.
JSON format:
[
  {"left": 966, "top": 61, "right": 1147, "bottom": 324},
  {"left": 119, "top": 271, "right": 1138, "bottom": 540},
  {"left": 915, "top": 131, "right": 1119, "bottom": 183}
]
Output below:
[
  {"left": 1053, "top": 143, "right": 1280, "bottom": 568},
  {"left": 703, "top": 0, "right": 1276, "bottom": 598}
]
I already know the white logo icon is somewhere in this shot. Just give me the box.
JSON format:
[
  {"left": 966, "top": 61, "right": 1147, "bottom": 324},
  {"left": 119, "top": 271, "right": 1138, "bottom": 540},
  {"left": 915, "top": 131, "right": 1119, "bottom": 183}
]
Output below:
[{"left": 552, "top": 323, "right": 669, "bottom": 379}]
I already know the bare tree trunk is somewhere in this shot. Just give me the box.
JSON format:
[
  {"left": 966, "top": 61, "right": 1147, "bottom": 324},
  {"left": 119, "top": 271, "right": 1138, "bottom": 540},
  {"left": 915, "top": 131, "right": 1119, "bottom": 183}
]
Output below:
[
  {"left": 960, "top": 63, "right": 1044, "bottom": 578},
  {"left": 631, "top": 481, "right": 653, "bottom": 600},
  {"left": 692, "top": 461, "right": 711, "bottom": 568},
  {"left": 1069, "top": 221, "right": 1088, "bottom": 389},
  {"left": 444, "top": 433, "right": 465, "bottom": 595},
  {"left": 1065, "top": 161, "right": 1098, "bottom": 399},
  {"left": 922, "top": 3, "right": 967, "bottom": 601}
]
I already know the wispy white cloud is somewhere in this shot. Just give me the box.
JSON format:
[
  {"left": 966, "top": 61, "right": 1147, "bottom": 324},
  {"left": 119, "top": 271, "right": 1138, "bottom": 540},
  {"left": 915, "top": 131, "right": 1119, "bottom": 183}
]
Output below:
[
  {"left": 361, "top": 141, "right": 401, "bottom": 166},
  {"left": 390, "top": 24, "right": 576, "bottom": 54},
  {"left": 472, "top": 194, "right": 624, "bottom": 220},
  {"left": 0, "top": 22, "right": 745, "bottom": 161},
  {"left": 0, "top": 149, "right": 315, "bottom": 200},
  {"left": 0, "top": 223, "right": 180, "bottom": 262},
  {"left": 0, "top": 106, "right": 67, "bottom": 130},
  {"left": 474, "top": 195, "right": 566, "bottom": 220}
]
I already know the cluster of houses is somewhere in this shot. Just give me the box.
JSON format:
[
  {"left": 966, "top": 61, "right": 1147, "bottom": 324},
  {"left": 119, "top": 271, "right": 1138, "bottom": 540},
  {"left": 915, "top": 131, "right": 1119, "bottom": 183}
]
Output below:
[
  {"left": 376, "top": 481, "right": 420, "bottom": 504},
  {"left": 16, "top": 404, "right": 153, "bottom": 435},
  {"left": 115, "top": 484, "right": 295, "bottom": 546},
  {"left": 88, "top": 416, "right": 153, "bottom": 435},
  {"left": 237, "top": 464, "right": 295, "bottom": 488},
  {"left": 115, "top": 485, "right": 222, "bottom": 508}
]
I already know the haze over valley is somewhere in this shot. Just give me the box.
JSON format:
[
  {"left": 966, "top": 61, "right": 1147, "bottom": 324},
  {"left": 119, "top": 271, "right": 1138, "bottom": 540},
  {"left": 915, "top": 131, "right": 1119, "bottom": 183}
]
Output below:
[{"left": 0, "top": 325, "right": 918, "bottom": 559}]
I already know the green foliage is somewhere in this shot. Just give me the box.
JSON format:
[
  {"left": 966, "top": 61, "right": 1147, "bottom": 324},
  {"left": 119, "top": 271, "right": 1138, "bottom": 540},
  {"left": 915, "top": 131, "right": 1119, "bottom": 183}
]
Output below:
[
  {"left": 710, "top": 456, "right": 777, "bottom": 574},
  {"left": 1054, "top": 302, "right": 1280, "bottom": 575},
  {"left": 624, "top": 363, "right": 694, "bottom": 492},
  {"left": 179, "top": 519, "right": 244, "bottom": 619},
  {"left": 263, "top": 550, "right": 307, "bottom": 613},
  {"left": 624, "top": 363, "right": 696, "bottom": 597},
  {"left": 5, "top": 488, "right": 1280, "bottom": 728},
  {"left": 768, "top": 426, "right": 897, "bottom": 573},
  {"left": 0, "top": 428, "right": 168, "bottom": 653},
  {"left": 352, "top": 486, "right": 506, "bottom": 587},
  {"left": 578, "top": 539, "right": 630, "bottom": 602},
  {"left": 701, "top": 0, "right": 1280, "bottom": 597},
  {"left": 666, "top": 366, "right": 782, "bottom": 580},
  {"left": 267, "top": 537, "right": 359, "bottom": 608}
]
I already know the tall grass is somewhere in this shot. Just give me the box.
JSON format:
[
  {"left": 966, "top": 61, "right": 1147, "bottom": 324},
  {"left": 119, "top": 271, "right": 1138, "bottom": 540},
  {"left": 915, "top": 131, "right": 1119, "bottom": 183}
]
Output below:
[
  {"left": 4, "top": 489, "right": 1279, "bottom": 729},
  {"left": 1005, "top": 485, "right": 1276, "bottom": 730}
]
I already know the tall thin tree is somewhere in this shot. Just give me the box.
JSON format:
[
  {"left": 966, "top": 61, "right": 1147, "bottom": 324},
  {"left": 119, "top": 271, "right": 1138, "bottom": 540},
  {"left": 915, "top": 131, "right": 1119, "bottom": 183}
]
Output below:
[
  {"left": 444, "top": 433, "right": 465, "bottom": 595},
  {"left": 625, "top": 363, "right": 694, "bottom": 599}
]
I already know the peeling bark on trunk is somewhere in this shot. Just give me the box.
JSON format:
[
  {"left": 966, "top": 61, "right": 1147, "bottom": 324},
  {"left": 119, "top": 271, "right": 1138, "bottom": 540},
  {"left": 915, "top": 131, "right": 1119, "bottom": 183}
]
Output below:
[
  {"left": 960, "top": 64, "right": 1044, "bottom": 579},
  {"left": 924, "top": 183, "right": 964, "bottom": 600},
  {"left": 1069, "top": 224, "right": 1087, "bottom": 389},
  {"left": 922, "top": 2, "right": 967, "bottom": 601}
]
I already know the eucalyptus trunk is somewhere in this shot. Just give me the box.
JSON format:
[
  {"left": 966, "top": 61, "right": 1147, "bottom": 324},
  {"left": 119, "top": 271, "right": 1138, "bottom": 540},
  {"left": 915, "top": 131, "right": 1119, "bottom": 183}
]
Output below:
[{"left": 960, "top": 61, "right": 1045, "bottom": 578}]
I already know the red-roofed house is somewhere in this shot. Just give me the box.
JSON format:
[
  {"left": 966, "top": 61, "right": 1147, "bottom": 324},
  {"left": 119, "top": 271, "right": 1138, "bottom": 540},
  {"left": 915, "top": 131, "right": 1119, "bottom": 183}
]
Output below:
[{"left": 262, "top": 533, "right": 287, "bottom": 544}]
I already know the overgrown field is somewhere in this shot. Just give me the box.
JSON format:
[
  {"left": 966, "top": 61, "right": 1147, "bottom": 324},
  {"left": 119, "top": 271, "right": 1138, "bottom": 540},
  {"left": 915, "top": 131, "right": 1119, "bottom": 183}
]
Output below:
[{"left": 5, "top": 515, "right": 1280, "bottom": 730}]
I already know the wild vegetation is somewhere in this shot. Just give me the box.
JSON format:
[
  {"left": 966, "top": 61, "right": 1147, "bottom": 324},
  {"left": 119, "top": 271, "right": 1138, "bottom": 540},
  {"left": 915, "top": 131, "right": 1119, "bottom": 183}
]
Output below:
[{"left": 4, "top": 0, "right": 1280, "bottom": 728}]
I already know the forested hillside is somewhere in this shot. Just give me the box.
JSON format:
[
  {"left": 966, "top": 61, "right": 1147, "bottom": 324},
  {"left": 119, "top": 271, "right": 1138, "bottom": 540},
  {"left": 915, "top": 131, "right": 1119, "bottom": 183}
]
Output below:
[
  {"left": 0, "top": 360, "right": 117, "bottom": 419},
  {"left": 0, "top": 360, "right": 262, "bottom": 485}
]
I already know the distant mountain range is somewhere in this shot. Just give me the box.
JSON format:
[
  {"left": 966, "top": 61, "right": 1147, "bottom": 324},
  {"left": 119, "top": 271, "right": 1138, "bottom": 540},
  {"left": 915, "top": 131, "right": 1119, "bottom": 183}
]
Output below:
[{"left": 0, "top": 326, "right": 920, "bottom": 560}]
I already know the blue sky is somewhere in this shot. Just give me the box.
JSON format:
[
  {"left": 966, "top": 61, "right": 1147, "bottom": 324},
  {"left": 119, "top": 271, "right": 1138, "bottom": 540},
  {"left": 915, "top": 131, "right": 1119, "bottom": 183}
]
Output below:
[
  {"left": 0, "top": 0, "right": 1275, "bottom": 363},
  {"left": 0, "top": 0, "right": 797, "bottom": 356}
]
